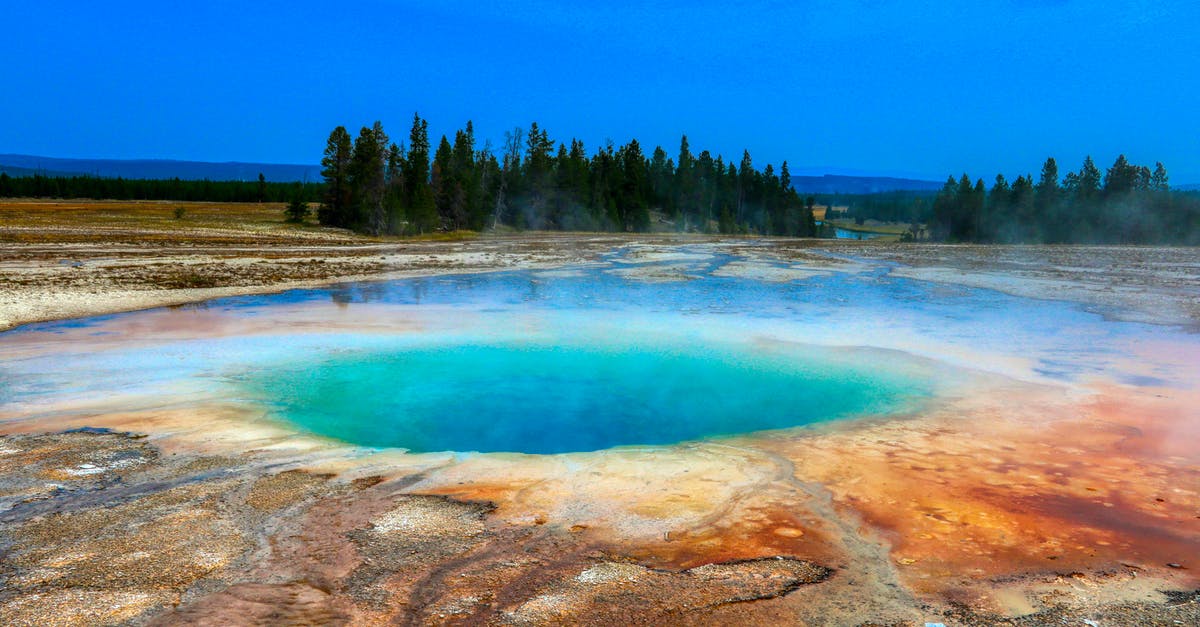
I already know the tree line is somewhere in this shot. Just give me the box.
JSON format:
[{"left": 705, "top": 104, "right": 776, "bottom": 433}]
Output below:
[
  {"left": 842, "top": 155, "right": 1198, "bottom": 244},
  {"left": 0, "top": 172, "right": 320, "bottom": 204},
  {"left": 5, "top": 128, "right": 1195, "bottom": 245},
  {"left": 316, "top": 114, "right": 819, "bottom": 236}
]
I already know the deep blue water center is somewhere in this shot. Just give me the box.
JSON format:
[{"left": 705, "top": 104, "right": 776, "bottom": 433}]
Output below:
[{"left": 241, "top": 339, "right": 927, "bottom": 454}]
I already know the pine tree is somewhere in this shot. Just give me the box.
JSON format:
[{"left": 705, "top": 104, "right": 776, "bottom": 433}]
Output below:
[
  {"left": 737, "top": 150, "right": 753, "bottom": 228},
  {"left": 1150, "top": 162, "right": 1169, "bottom": 191},
  {"left": 384, "top": 143, "right": 406, "bottom": 233},
  {"left": 518, "top": 122, "right": 554, "bottom": 228},
  {"left": 1036, "top": 158, "right": 1059, "bottom": 200},
  {"left": 347, "top": 122, "right": 388, "bottom": 234},
  {"left": 284, "top": 194, "right": 309, "bottom": 223},
  {"left": 931, "top": 175, "right": 959, "bottom": 241},
  {"left": 451, "top": 122, "right": 480, "bottom": 228},
  {"left": 675, "top": 135, "right": 694, "bottom": 223},
  {"left": 986, "top": 174, "right": 1011, "bottom": 241},
  {"left": 648, "top": 146, "right": 671, "bottom": 218},
  {"left": 1077, "top": 156, "right": 1101, "bottom": 199},
  {"left": 1103, "top": 154, "right": 1139, "bottom": 195},
  {"left": 1036, "top": 158, "right": 1061, "bottom": 242},
  {"left": 698, "top": 151, "right": 716, "bottom": 230},
  {"left": 432, "top": 135, "right": 455, "bottom": 228},
  {"left": 403, "top": 113, "right": 437, "bottom": 233},
  {"left": 318, "top": 126, "right": 353, "bottom": 227},
  {"left": 1011, "top": 174, "right": 1035, "bottom": 240},
  {"left": 617, "top": 139, "right": 650, "bottom": 231}
]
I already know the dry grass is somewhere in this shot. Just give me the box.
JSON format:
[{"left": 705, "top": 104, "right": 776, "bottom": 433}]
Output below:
[
  {"left": 811, "top": 205, "right": 848, "bottom": 221},
  {"left": 0, "top": 199, "right": 362, "bottom": 246}
]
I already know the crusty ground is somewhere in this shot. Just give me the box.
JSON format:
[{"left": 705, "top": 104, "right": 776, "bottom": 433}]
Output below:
[
  {"left": 1, "top": 201, "right": 1198, "bottom": 625},
  {"left": 809, "top": 241, "right": 1200, "bottom": 327}
]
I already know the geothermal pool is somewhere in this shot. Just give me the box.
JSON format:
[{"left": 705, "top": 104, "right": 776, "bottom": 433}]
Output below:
[
  {"left": 0, "top": 244, "right": 1190, "bottom": 454},
  {"left": 238, "top": 338, "right": 929, "bottom": 454},
  {"left": 1, "top": 242, "right": 1198, "bottom": 623}
]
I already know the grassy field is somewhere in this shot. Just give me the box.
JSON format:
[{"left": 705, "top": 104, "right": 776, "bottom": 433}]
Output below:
[{"left": 0, "top": 200, "right": 358, "bottom": 245}]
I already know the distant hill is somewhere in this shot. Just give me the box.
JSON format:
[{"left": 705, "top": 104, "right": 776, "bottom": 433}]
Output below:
[
  {"left": 0, "top": 154, "right": 321, "bottom": 182},
  {"left": 0, "top": 155, "right": 966, "bottom": 194},
  {"left": 1176, "top": 183, "right": 1200, "bottom": 191},
  {"left": 0, "top": 163, "right": 83, "bottom": 178},
  {"left": 790, "top": 174, "right": 942, "bottom": 194}
]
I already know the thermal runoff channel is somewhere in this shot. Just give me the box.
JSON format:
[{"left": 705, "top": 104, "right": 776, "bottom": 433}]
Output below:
[{"left": 236, "top": 336, "right": 929, "bottom": 454}]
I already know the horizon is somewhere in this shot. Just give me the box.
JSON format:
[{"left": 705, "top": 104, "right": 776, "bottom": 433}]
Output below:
[
  {"left": 4, "top": 151, "right": 1198, "bottom": 188},
  {"left": 4, "top": 1, "right": 1199, "bottom": 183},
  {"left": 0, "top": 152, "right": 952, "bottom": 183}
]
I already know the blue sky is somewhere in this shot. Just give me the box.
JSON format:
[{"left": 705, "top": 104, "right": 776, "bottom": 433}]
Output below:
[{"left": 5, "top": 1, "right": 1198, "bottom": 182}]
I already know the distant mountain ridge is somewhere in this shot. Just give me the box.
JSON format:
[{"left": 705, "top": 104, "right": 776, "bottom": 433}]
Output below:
[
  {"left": 0, "top": 154, "right": 321, "bottom": 182},
  {"left": 1, "top": 154, "right": 947, "bottom": 193},
  {"left": 789, "top": 174, "right": 942, "bottom": 194}
]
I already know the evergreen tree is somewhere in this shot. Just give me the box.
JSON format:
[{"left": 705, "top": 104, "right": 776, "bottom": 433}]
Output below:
[
  {"left": 384, "top": 142, "right": 406, "bottom": 233},
  {"left": 347, "top": 122, "right": 388, "bottom": 234},
  {"left": 737, "top": 150, "right": 753, "bottom": 228},
  {"left": 284, "top": 193, "right": 310, "bottom": 223},
  {"left": 986, "top": 174, "right": 1010, "bottom": 241},
  {"left": 931, "top": 175, "right": 959, "bottom": 240},
  {"left": 1036, "top": 157, "right": 1059, "bottom": 200},
  {"left": 648, "top": 146, "right": 672, "bottom": 218},
  {"left": 1077, "top": 156, "right": 1101, "bottom": 199},
  {"left": 674, "top": 135, "right": 694, "bottom": 224},
  {"left": 318, "top": 126, "right": 353, "bottom": 227},
  {"left": 1150, "top": 162, "right": 1169, "bottom": 191},
  {"left": 1036, "top": 158, "right": 1060, "bottom": 242},
  {"left": 616, "top": 139, "right": 650, "bottom": 231},
  {"left": 404, "top": 113, "right": 437, "bottom": 233},
  {"left": 697, "top": 151, "right": 716, "bottom": 231},
  {"left": 1103, "top": 154, "right": 1139, "bottom": 196},
  {"left": 1010, "top": 174, "right": 1035, "bottom": 240},
  {"left": 451, "top": 122, "right": 482, "bottom": 229},
  {"left": 432, "top": 135, "right": 455, "bottom": 228},
  {"left": 520, "top": 122, "right": 554, "bottom": 228}
]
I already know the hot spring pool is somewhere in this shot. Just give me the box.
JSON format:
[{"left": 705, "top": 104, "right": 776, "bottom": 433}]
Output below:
[
  {"left": 1, "top": 243, "right": 1177, "bottom": 456},
  {"left": 233, "top": 339, "right": 929, "bottom": 454}
]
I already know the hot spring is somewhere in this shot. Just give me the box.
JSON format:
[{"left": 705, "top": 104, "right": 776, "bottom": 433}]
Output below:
[
  {"left": 232, "top": 337, "right": 928, "bottom": 454},
  {"left": 0, "top": 244, "right": 1168, "bottom": 456},
  {"left": 4, "top": 242, "right": 1198, "bottom": 624}
]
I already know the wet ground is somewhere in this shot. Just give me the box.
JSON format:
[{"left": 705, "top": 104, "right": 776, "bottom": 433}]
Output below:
[{"left": 1, "top": 219, "right": 1198, "bottom": 625}]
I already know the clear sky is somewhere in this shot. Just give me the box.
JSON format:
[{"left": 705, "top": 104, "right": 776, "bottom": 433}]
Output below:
[{"left": 5, "top": 1, "right": 1198, "bottom": 182}]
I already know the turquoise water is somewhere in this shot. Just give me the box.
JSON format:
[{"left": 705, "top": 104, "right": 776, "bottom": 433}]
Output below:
[{"left": 238, "top": 339, "right": 929, "bottom": 454}]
